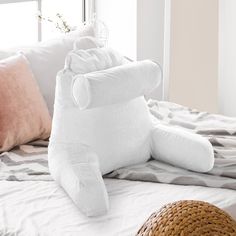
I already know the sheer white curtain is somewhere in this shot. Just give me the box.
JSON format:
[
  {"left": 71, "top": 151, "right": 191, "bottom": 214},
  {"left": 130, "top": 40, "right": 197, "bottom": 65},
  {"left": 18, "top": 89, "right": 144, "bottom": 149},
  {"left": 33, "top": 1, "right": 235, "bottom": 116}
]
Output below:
[
  {"left": 85, "top": 0, "right": 95, "bottom": 22},
  {"left": 85, "top": 0, "right": 109, "bottom": 47}
]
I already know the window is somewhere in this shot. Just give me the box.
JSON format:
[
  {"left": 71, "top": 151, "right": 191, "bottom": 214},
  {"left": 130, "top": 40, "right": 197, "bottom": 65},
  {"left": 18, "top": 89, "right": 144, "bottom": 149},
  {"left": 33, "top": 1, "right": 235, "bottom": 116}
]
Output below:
[
  {"left": 41, "top": 0, "right": 84, "bottom": 41},
  {"left": 0, "top": 0, "right": 84, "bottom": 48}
]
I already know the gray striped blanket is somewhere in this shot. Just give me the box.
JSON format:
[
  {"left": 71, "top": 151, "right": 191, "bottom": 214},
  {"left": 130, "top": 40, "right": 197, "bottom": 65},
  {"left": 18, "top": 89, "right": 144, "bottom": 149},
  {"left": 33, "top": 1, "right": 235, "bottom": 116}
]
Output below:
[
  {"left": 1, "top": 100, "right": 236, "bottom": 190},
  {"left": 0, "top": 140, "right": 51, "bottom": 181}
]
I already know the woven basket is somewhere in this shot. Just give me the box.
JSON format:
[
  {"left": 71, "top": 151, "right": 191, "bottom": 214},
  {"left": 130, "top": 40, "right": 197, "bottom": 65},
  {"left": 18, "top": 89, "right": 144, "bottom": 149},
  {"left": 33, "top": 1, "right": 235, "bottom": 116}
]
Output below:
[{"left": 136, "top": 200, "right": 236, "bottom": 236}]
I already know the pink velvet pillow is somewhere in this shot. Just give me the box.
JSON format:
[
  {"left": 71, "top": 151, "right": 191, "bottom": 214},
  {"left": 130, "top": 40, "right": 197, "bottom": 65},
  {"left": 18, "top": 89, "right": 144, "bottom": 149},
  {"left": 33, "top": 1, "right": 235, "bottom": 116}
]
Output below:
[{"left": 0, "top": 54, "right": 51, "bottom": 152}]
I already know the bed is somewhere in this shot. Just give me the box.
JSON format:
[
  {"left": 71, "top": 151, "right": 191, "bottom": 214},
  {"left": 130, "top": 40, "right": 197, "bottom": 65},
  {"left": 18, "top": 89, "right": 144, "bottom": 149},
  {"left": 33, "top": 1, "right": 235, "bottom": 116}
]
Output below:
[
  {"left": 4, "top": 26, "right": 233, "bottom": 235},
  {"left": 0, "top": 100, "right": 236, "bottom": 235},
  {"left": 0, "top": 179, "right": 236, "bottom": 236}
]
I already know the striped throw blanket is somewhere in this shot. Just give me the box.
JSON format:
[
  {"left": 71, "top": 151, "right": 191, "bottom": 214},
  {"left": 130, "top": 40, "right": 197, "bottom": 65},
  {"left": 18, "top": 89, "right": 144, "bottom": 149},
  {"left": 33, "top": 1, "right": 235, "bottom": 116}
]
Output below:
[{"left": 1, "top": 100, "right": 236, "bottom": 190}]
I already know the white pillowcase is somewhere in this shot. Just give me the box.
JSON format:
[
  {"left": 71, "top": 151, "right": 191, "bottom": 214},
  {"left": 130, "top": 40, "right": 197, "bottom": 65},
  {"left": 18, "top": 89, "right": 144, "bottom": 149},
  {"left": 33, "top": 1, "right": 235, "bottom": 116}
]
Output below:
[{"left": 0, "top": 24, "right": 96, "bottom": 115}]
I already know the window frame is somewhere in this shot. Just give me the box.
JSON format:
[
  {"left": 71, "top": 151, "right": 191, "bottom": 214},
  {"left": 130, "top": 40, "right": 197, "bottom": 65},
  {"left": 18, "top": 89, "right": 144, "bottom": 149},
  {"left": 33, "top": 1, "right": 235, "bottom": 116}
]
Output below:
[{"left": 0, "top": 0, "right": 86, "bottom": 42}]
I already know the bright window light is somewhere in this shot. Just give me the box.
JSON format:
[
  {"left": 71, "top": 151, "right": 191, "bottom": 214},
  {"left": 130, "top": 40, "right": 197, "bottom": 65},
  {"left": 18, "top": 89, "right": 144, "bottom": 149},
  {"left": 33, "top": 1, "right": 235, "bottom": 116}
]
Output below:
[
  {"left": 0, "top": 1, "right": 38, "bottom": 48},
  {"left": 0, "top": 0, "right": 83, "bottom": 48},
  {"left": 42, "top": 0, "right": 83, "bottom": 40}
]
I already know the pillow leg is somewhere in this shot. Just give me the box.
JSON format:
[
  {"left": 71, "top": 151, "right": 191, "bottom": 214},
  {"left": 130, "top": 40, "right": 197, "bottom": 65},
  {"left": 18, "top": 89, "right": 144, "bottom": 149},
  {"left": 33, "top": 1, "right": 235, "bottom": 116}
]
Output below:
[
  {"left": 150, "top": 124, "right": 214, "bottom": 172},
  {"left": 48, "top": 142, "right": 109, "bottom": 217}
]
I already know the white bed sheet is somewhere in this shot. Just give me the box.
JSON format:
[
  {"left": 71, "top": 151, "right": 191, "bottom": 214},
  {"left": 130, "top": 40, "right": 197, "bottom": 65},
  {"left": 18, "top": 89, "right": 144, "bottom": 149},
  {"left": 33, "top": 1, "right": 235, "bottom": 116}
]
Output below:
[{"left": 0, "top": 179, "right": 236, "bottom": 236}]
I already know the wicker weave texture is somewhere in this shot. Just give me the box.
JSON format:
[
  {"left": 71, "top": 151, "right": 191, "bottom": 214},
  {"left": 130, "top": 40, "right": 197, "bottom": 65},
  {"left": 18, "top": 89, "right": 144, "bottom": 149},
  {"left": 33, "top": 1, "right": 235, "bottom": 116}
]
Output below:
[{"left": 137, "top": 200, "right": 236, "bottom": 236}]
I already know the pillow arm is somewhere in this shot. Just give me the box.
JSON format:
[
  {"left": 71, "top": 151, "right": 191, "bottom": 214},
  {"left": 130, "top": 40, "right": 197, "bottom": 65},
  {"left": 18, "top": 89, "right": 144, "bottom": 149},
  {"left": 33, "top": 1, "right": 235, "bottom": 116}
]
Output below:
[
  {"left": 150, "top": 124, "right": 214, "bottom": 173},
  {"left": 48, "top": 142, "right": 109, "bottom": 216}
]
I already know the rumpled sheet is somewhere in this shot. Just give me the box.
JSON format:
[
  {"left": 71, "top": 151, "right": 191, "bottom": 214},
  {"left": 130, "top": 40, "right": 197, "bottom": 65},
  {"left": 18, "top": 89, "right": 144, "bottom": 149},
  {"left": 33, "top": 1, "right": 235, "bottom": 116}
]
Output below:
[{"left": 1, "top": 100, "right": 236, "bottom": 190}]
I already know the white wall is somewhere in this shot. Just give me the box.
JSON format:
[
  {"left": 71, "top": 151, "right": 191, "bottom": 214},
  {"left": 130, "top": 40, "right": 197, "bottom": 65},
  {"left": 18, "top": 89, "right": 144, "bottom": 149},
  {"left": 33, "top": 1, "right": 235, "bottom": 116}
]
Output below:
[
  {"left": 219, "top": 0, "right": 236, "bottom": 116},
  {"left": 95, "top": 0, "right": 165, "bottom": 100},
  {"left": 137, "top": 0, "right": 165, "bottom": 65},
  {"left": 95, "top": 0, "right": 137, "bottom": 60},
  {"left": 137, "top": 0, "right": 165, "bottom": 100},
  {"left": 168, "top": 0, "right": 218, "bottom": 113}
]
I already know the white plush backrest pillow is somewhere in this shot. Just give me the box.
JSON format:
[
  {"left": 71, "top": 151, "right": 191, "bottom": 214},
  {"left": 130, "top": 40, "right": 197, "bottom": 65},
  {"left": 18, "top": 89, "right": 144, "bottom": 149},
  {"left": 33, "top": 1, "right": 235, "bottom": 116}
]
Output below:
[
  {"left": 49, "top": 46, "right": 214, "bottom": 217},
  {"left": 0, "top": 24, "right": 96, "bottom": 115},
  {"left": 50, "top": 48, "right": 161, "bottom": 174}
]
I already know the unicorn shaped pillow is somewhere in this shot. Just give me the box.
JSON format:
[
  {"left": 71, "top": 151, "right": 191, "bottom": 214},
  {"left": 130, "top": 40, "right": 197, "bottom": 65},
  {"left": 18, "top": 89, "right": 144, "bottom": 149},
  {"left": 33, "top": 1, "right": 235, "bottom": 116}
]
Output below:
[{"left": 49, "top": 43, "right": 214, "bottom": 217}]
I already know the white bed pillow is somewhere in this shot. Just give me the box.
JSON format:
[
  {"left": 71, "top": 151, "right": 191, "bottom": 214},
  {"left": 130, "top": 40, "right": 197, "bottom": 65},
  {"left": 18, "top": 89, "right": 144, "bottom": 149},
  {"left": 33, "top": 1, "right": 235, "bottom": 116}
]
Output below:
[{"left": 0, "top": 24, "right": 96, "bottom": 115}]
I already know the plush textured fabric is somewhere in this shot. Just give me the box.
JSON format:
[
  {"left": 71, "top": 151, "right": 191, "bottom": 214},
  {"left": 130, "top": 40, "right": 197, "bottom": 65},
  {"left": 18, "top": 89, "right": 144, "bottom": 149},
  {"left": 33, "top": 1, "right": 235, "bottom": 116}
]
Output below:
[
  {"left": 0, "top": 54, "right": 51, "bottom": 152},
  {"left": 49, "top": 48, "right": 214, "bottom": 217}
]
